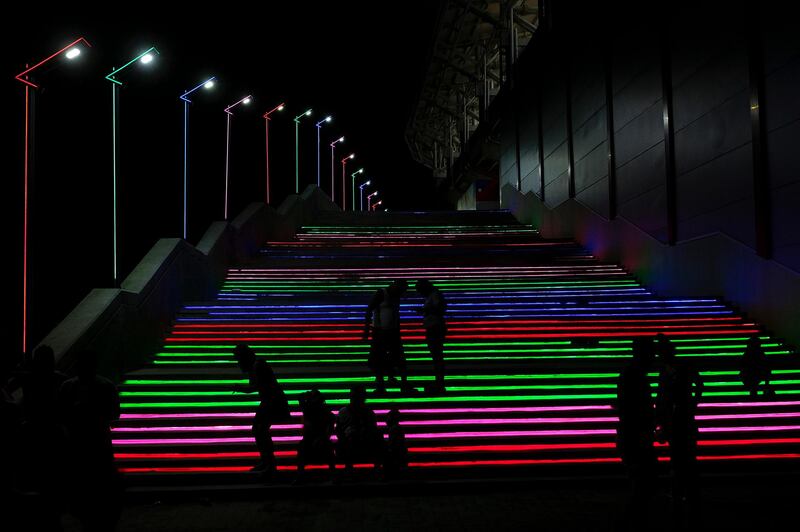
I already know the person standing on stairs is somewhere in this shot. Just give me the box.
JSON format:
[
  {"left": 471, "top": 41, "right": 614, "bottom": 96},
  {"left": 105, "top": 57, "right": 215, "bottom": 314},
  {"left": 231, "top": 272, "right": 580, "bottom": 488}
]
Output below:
[
  {"left": 364, "top": 279, "right": 411, "bottom": 394},
  {"left": 740, "top": 334, "right": 773, "bottom": 397},
  {"left": 415, "top": 279, "right": 447, "bottom": 394},
  {"left": 616, "top": 336, "right": 658, "bottom": 529},
  {"left": 654, "top": 333, "right": 703, "bottom": 526},
  {"left": 233, "top": 343, "right": 291, "bottom": 477}
]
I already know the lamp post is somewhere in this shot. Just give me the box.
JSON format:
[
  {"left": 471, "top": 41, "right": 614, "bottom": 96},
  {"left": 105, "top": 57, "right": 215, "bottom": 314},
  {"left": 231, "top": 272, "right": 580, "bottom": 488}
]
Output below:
[
  {"left": 293, "top": 109, "right": 312, "bottom": 194},
  {"left": 329, "top": 136, "right": 344, "bottom": 202},
  {"left": 359, "top": 179, "right": 371, "bottom": 212},
  {"left": 367, "top": 190, "right": 378, "bottom": 212},
  {"left": 371, "top": 199, "right": 383, "bottom": 212},
  {"left": 341, "top": 153, "right": 355, "bottom": 210},
  {"left": 263, "top": 102, "right": 285, "bottom": 205},
  {"left": 315, "top": 115, "right": 332, "bottom": 188},
  {"left": 180, "top": 76, "right": 216, "bottom": 240},
  {"left": 106, "top": 46, "right": 160, "bottom": 286},
  {"left": 15, "top": 37, "right": 91, "bottom": 354},
  {"left": 350, "top": 168, "right": 364, "bottom": 212},
  {"left": 224, "top": 95, "right": 253, "bottom": 220}
]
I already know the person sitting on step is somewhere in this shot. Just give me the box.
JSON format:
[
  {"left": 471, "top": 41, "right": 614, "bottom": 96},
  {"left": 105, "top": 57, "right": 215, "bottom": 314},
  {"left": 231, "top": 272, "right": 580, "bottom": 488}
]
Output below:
[
  {"left": 296, "top": 389, "right": 336, "bottom": 482},
  {"left": 335, "top": 384, "right": 383, "bottom": 475}
]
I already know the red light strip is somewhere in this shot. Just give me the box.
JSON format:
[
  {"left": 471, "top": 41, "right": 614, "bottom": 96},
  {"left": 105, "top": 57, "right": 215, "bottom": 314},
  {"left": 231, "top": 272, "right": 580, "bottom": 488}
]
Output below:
[
  {"left": 22, "top": 84, "right": 29, "bottom": 353},
  {"left": 164, "top": 329, "right": 759, "bottom": 342},
  {"left": 170, "top": 324, "right": 751, "bottom": 335},
  {"left": 172, "top": 317, "right": 744, "bottom": 329},
  {"left": 113, "top": 438, "right": 800, "bottom": 462},
  {"left": 117, "top": 453, "right": 800, "bottom": 473}
]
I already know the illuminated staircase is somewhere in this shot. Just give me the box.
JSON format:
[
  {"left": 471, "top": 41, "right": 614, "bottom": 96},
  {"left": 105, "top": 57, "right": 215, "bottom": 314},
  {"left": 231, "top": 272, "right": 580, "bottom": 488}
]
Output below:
[{"left": 113, "top": 211, "right": 800, "bottom": 489}]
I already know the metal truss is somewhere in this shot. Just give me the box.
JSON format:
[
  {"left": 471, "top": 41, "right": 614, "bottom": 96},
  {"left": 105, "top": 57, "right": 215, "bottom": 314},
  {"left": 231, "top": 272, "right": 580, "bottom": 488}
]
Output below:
[{"left": 406, "top": 0, "right": 540, "bottom": 176}]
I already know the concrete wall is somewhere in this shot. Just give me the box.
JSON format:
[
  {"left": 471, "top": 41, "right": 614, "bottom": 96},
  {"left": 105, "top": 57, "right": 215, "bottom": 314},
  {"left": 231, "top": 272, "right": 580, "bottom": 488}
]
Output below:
[
  {"left": 41, "top": 185, "right": 337, "bottom": 380},
  {"left": 502, "top": 184, "right": 800, "bottom": 349}
]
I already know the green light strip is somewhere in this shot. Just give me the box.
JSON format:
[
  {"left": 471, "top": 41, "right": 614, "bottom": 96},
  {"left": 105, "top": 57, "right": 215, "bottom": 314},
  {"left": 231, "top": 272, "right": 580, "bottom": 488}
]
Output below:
[
  {"left": 119, "top": 393, "right": 619, "bottom": 409},
  {"left": 120, "top": 369, "right": 800, "bottom": 387},
  {"left": 120, "top": 383, "right": 622, "bottom": 397},
  {"left": 162, "top": 341, "right": 576, "bottom": 349},
  {"left": 118, "top": 388, "right": 800, "bottom": 409},
  {"left": 123, "top": 373, "right": 624, "bottom": 386}
]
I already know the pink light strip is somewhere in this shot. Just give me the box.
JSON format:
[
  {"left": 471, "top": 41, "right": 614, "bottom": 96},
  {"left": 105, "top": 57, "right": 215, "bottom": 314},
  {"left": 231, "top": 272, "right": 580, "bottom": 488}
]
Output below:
[
  {"left": 699, "top": 425, "right": 800, "bottom": 433},
  {"left": 111, "top": 417, "right": 619, "bottom": 433},
  {"left": 112, "top": 429, "right": 617, "bottom": 445},
  {"left": 116, "top": 406, "right": 611, "bottom": 421}
]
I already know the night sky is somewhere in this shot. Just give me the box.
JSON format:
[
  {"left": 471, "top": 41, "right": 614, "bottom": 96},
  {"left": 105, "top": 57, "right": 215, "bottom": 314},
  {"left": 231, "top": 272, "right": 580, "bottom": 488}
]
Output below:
[{"left": 1, "top": 3, "right": 445, "bottom": 357}]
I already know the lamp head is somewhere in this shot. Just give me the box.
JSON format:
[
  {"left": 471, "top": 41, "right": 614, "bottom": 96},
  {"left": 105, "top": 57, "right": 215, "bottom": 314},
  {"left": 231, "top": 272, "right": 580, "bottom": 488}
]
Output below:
[
  {"left": 203, "top": 80, "right": 215, "bottom": 89},
  {"left": 140, "top": 53, "right": 154, "bottom": 64},
  {"left": 277, "top": 104, "right": 285, "bottom": 111},
  {"left": 65, "top": 47, "right": 81, "bottom": 60},
  {"left": 243, "top": 97, "right": 252, "bottom": 105}
]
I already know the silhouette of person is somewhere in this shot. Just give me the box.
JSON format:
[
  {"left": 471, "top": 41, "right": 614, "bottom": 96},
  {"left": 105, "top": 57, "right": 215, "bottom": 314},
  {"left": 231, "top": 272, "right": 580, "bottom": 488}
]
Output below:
[
  {"left": 383, "top": 408, "right": 408, "bottom": 479},
  {"left": 1, "top": 364, "right": 24, "bottom": 529},
  {"left": 233, "top": 343, "right": 291, "bottom": 477},
  {"left": 296, "top": 389, "right": 336, "bottom": 480},
  {"left": 16, "top": 345, "right": 69, "bottom": 527},
  {"left": 740, "top": 335, "right": 772, "bottom": 397},
  {"left": 364, "top": 280, "right": 410, "bottom": 394},
  {"left": 336, "top": 385, "right": 382, "bottom": 474},
  {"left": 416, "top": 279, "right": 447, "bottom": 394},
  {"left": 654, "top": 334, "right": 703, "bottom": 524},
  {"left": 616, "top": 336, "right": 658, "bottom": 529},
  {"left": 58, "top": 350, "right": 122, "bottom": 531}
]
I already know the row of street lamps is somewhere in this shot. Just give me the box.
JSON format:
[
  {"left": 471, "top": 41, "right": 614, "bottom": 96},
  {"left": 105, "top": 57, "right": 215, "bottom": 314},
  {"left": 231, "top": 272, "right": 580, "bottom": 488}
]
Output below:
[{"left": 15, "top": 38, "right": 384, "bottom": 354}]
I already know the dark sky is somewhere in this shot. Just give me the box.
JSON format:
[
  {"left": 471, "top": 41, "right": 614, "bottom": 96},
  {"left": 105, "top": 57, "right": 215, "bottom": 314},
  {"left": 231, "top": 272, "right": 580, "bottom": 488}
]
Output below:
[{"left": 1, "top": 2, "right": 444, "bottom": 355}]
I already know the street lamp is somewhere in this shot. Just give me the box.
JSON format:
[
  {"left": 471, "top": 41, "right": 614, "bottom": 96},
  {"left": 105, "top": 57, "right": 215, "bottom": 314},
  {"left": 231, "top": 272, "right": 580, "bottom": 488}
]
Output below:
[
  {"left": 315, "top": 115, "right": 332, "bottom": 188},
  {"left": 263, "top": 102, "right": 285, "bottom": 205},
  {"left": 294, "top": 108, "right": 313, "bottom": 194},
  {"left": 359, "top": 179, "right": 371, "bottom": 212},
  {"left": 106, "top": 46, "right": 160, "bottom": 285},
  {"left": 367, "top": 190, "right": 378, "bottom": 212},
  {"left": 350, "top": 168, "right": 364, "bottom": 212},
  {"left": 371, "top": 199, "right": 383, "bottom": 212},
  {"left": 180, "top": 76, "right": 216, "bottom": 240},
  {"left": 329, "top": 136, "right": 344, "bottom": 202},
  {"left": 224, "top": 94, "right": 253, "bottom": 220},
  {"left": 15, "top": 36, "right": 91, "bottom": 354},
  {"left": 341, "top": 153, "right": 355, "bottom": 211}
]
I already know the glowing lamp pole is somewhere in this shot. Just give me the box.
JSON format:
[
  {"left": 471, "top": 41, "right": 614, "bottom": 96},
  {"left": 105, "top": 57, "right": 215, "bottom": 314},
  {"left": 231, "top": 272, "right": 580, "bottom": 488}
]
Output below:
[
  {"left": 350, "top": 168, "right": 364, "bottom": 212},
  {"left": 293, "top": 109, "right": 312, "bottom": 194},
  {"left": 106, "top": 46, "right": 160, "bottom": 286},
  {"left": 263, "top": 102, "right": 285, "bottom": 205},
  {"left": 359, "top": 180, "right": 371, "bottom": 212},
  {"left": 315, "top": 115, "right": 332, "bottom": 188},
  {"left": 179, "top": 76, "right": 216, "bottom": 240},
  {"left": 224, "top": 95, "right": 253, "bottom": 220},
  {"left": 371, "top": 199, "right": 383, "bottom": 212},
  {"left": 15, "top": 37, "right": 91, "bottom": 354},
  {"left": 329, "top": 136, "right": 344, "bottom": 202},
  {"left": 367, "top": 191, "right": 379, "bottom": 212},
  {"left": 341, "top": 153, "right": 355, "bottom": 210}
]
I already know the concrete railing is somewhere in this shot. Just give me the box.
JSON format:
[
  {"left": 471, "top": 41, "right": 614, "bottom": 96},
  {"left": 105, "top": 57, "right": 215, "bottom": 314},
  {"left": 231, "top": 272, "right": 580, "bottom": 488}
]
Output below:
[
  {"left": 501, "top": 184, "right": 800, "bottom": 349},
  {"left": 40, "top": 185, "right": 338, "bottom": 380}
]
